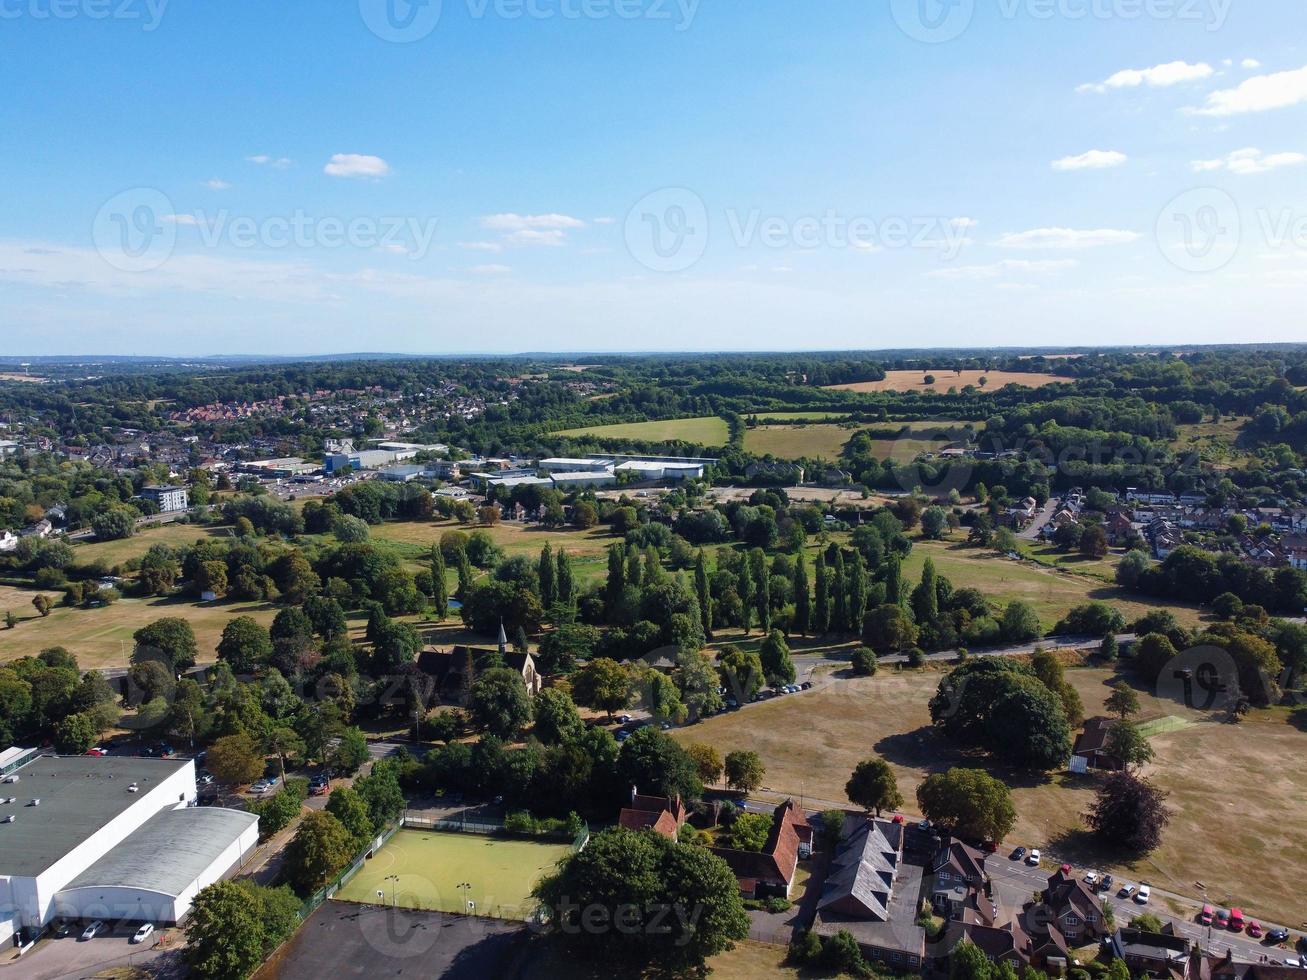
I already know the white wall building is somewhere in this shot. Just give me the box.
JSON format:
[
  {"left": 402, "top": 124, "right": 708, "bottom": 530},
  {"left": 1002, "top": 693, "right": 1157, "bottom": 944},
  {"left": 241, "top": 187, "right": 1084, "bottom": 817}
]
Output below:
[{"left": 0, "top": 755, "right": 257, "bottom": 944}]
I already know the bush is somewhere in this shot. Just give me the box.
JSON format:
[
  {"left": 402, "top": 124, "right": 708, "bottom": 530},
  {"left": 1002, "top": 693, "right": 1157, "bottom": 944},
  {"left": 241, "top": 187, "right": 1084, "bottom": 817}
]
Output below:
[
  {"left": 905, "top": 647, "right": 926, "bottom": 668},
  {"left": 850, "top": 647, "right": 877, "bottom": 676}
]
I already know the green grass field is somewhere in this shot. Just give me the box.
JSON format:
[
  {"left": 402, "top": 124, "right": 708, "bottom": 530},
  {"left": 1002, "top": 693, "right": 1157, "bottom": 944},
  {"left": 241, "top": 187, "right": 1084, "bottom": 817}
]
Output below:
[
  {"left": 73, "top": 524, "right": 240, "bottom": 569},
  {"left": 749, "top": 410, "right": 852, "bottom": 422},
  {"left": 554, "top": 416, "right": 730, "bottom": 445},
  {"left": 332, "top": 830, "right": 572, "bottom": 920},
  {"left": 743, "top": 423, "right": 856, "bottom": 460}
]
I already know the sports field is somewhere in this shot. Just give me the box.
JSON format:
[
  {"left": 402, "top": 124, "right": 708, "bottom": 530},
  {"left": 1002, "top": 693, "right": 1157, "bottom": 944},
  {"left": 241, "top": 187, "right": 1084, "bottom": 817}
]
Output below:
[
  {"left": 332, "top": 830, "right": 573, "bottom": 920},
  {"left": 554, "top": 416, "right": 729, "bottom": 445}
]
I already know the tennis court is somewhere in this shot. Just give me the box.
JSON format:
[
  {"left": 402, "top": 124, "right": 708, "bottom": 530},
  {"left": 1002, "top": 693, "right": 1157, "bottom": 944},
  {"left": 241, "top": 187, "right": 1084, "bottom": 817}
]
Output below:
[{"left": 331, "top": 830, "right": 573, "bottom": 920}]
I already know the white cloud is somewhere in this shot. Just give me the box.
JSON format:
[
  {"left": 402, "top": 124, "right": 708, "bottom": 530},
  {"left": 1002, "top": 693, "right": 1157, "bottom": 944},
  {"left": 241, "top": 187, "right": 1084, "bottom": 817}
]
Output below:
[
  {"left": 1190, "top": 147, "right": 1307, "bottom": 175},
  {"left": 504, "top": 229, "right": 567, "bottom": 248},
  {"left": 480, "top": 213, "right": 586, "bottom": 232},
  {"left": 928, "top": 259, "right": 1078, "bottom": 281},
  {"left": 1242, "top": 58, "right": 1262, "bottom": 70},
  {"left": 247, "top": 154, "right": 293, "bottom": 169},
  {"left": 164, "top": 214, "right": 201, "bottom": 226},
  {"left": 593, "top": 216, "right": 616, "bottom": 225},
  {"left": 1078, "top": 60, "right": 1213, "bottom": 94},
  {"left": 1052, "top": 150, "right": 1128, "bottom": 171},
  {"left": 458, "top": 241, "right": 504, "bottom": 253},
  {"left": 1189, "top": 65, "right": 1307, "bottom": 116},
  {"left": 470, "top": 264, "right": 512, "bottom": 275},
  {"left": 204, "top": 179, "right": 231, "bottom": 190},
  {"left": 995, "top": 227, "right": 1140, "bottom": 249},
  {"left": 323, "top": 154, "right": 391, "bottom": 179}
]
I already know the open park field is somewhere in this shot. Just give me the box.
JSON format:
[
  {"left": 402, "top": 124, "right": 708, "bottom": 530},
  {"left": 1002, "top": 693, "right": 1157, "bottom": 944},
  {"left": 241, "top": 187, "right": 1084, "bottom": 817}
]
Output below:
[
  {"left": 902, "top": 538, "right": 1206, "bottom": 630},
  {"left": 825, "top": 370, "right": 1064, "bottom": 394},
  {"left": 333, "top": 830, "right": 573, "bottom": 920},
  {"left": 73, "top": 523, "right": 238, "bottom": 569},
  {"left": 555, "top": 416, "right": 730, "bottom": 446},
  {"left": 673, "top": 664, "right": 1307, "bottom": 925},
  {"left": 0, "top": 582, "right": 282, "bottom": 669}
]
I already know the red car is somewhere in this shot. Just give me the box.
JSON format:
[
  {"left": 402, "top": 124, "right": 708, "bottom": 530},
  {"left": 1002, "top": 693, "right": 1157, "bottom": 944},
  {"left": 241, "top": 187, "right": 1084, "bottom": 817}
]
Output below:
[
  {"left": 1199, "top": 906, "right": 1214, "bottom": 926},
  {"left": 1230, "top": 909, "right": 1246, "bottom": 932},
  {"left": 1215, "top": 909, "right": 1231, "bottom": 929},
  {"left": 85, "top": 747, "right": 108, "bottom": 756},
  {"left": 1247, "top": 922, "right": 1263, "bottom": 939}
]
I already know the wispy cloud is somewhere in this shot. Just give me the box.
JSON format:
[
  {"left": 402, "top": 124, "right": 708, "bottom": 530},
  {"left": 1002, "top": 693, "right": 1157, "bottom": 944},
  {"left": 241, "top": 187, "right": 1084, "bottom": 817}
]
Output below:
[
  {"left": 203, "top": 179, "right": 231, "bottom": 190},
  {"left": 1190, "top": 147, "right": 1306, "bottom": 175},
  {"left": 470, "top": 264, "right": 512, "bottom": 275},
  {"left": 1078, "top": 60, "right": 1213, "bottom": 94},
  {"left": 324, "top": 153, "right": 391, "bottom": 179},
  {"left": 1188, "top": 64, "right": 1307, "bottom": 116},
  {"left": 479, "top": 213, "right": 586, "bottom": 248},
  {"left": 995, "top": 228, "right": 1140, "bottom": 249},
  {"left": 247, "top": 154, "right": 293, "bottom": 169},
  {"left": 1052, "top": 150, "right": 1128, "bottom": 171}
]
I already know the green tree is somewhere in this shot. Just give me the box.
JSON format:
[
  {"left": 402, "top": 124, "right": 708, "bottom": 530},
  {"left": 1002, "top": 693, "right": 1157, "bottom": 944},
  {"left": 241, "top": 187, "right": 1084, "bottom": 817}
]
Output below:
[
  {"left": 866, "top": 603, "right": 918, "bottom": 653},
  {"left": 285, "top": 810, "right": 354, "bottom": 892},
  {"left": 921, "top": 505, "right": 948, "bottom": 540},
  {"left": 851, "top": 646, "right": 877, "bottom": 676},
  {"left": 911, "top": 558, "right": 940, "bottom": 625},
  {"left": 325, "top": 786, "right": 375, "bottom": 851},
  {"left": 792, "top": 552, "right": 810, "bottom": 635},
  {"left": 846, "top": 550, "right": 868, "bottom": 636},
  {"left": 694, "top": 550, "right": 713, "bottom": 639},
  {"left": 333, "top": 726, "right": 370, "bottom": 774},
  {"left": 207, "top": 732, "right": 267, "bottom": 785},
  {"left": 54, "top": 712, "right": 97, "bottom": 753},
  {"left": 1105, "top": 721, "right": 1155, "bottom": 771},
  {"left": 618, "top": 727, "right": 703, "bottom": 800},
  {"left": 729, "top": 811, "right": 773, "bottom": 851},
  {"left": 1085, "top": 772, "right": 1170, "bottom": 852},
  {"left": 916, "top": 767, "right": 1016, "bottom": 842},
  {"left": 724, "top": 749, "right": 765, "bottom": 794},
  {"left": 1106, "top": 681, "right": 1140, "bottom": 720},
  {"left": 758, "top": 629, "right": 796, "bottom": 686},
  {"left": 469, "top": 667, "right": 533, "bottom": 739},
  {"left": 185, "top": 880, "right": 300, "bottom": 980},
  {"left": 538, "top": 543, "right": 556, "bottom": 609},
  {"left": 813, "top": 553, "right": 830, "bottom": 633},
  {"left": 132, "top": 617, "right": 199, "bottom": 671},
  {"left": 845, "top": 758, "right": 903, "bottom": 816},
  {"left": 555, "top": 548, "right": 577, "bottom": 610},
  {"left": 265, "top": 726, "right": 305, "bottom": 784},
  {"left": 1000, "top": 601, "right": 1041, "bottom": 643},
  {"left": 533, "top": 687, "right": 583, "bottom": 744},
  {"left": 686, "top": 742, "right": 723, "bottom": 785},
  {"left": 216, "top": 616, "right": 273, "bottom": 674},
  {"left": 716, "top": 645, "right": 764, "bottom": 702},
  {"left": 572, "top": 657, "right": 631, "bottom": 720},
  {"left": 533, "top": 828, "right": 748, "bottom": 971},
  {"left": 677, "top": 648, "right": 724, "bottom": 719},
  {"left": 430, "top": 546, "right": 449, "bottom": 620}
]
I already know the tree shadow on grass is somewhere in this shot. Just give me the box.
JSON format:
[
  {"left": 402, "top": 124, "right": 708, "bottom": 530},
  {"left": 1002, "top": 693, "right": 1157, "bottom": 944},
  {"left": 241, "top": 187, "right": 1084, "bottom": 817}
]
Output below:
[{"left": 1287, "top": 707, "right": 1307, "bottom": 733}]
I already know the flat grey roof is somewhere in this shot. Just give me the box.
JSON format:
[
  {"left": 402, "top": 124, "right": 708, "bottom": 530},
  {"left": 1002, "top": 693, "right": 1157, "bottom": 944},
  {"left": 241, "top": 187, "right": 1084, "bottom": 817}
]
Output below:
[
  {"left": 60, "top": 807, "right": 258, "bottom": 898},
  {"left": 0, "top": 755, "right": 190, "bottom": 877}
]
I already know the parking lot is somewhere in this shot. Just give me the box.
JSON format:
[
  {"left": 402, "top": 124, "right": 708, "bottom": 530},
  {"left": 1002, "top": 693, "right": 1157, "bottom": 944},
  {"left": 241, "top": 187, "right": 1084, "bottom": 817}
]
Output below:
[{"left": 1, "top": 924, "right": 179, "bottom": 980}]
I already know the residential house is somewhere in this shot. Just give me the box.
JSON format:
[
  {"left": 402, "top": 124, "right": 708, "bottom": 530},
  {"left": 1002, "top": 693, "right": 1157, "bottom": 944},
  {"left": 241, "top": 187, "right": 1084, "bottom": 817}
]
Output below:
[
  {"left": 140, "top": 485, "right": 189, "bottom": 513},
  {"left": 0, "top": 530, "right": 17, "bottom": 553},
  {"left": 1112, "top": 926, "right": 1194, "bottom": 979},
  {"left": 931, "top": 838, "right": 989, "bottom": 919},
  {"left": 1040, "top": 869, "right": 1107, "bottom": 943},
  {"left": 710, "top": 798, "right": 811, "bottom": 899},
  {"left": 618, "top": 788, "right": 687, "bottom": 840},
  {"left": 415, "top": 636, "right": 541, "bottom": 708},
  {"left": 19, "top": 519, "right": 53, "bottom": 539}
]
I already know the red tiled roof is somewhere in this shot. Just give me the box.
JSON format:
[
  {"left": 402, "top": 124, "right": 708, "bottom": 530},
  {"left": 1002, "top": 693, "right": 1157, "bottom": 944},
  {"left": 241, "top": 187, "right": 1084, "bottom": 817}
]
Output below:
[{"left": 712, "top": 799, "right": 808, "bottom": 890}]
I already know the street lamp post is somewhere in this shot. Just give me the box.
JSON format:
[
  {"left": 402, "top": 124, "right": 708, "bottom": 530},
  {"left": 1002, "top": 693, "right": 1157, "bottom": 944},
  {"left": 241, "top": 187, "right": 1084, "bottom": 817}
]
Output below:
[
  {"left": 457, "top": 881, "right": 472, "bottom": 914},
  {"left": 384, "top": 874, "right": 400, "bottom": 908}
]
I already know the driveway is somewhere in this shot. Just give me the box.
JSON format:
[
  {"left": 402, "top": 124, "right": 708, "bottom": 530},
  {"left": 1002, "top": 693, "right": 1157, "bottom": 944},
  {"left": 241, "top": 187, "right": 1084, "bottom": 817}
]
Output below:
[{"left": 1019, "top": 497, "right": 1060, "bottom": 540}]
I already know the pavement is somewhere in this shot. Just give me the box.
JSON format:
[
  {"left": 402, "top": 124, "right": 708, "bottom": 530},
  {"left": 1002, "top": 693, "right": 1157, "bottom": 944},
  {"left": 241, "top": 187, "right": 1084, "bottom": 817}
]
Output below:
[{"left": 0, "top": 927, "right": 182, "bottom": 980}]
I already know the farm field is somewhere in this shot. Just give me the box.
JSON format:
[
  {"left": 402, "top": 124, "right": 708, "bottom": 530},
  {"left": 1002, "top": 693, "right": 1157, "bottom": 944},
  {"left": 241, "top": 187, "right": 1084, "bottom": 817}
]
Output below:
[
  {"left": 901, "top": 538, "right": 1206, "bottom": 630},
  {"left": 332, "top": 830, "right": 573, "bottom": 920},
  {"left": 672, "top": 664, "right": 1307, "bottom": 925},
  {"left": 825, "top": 370, "right": 1064, "bottom": 394},
  {"left": 750, "top": 410, "right": 852, "bottom": 422},
  {"left": 743, "top": 423, "right": 856, "bottom": 460},
  {"left": 554, "top": 416, "right": 730, "bottom": 445}
]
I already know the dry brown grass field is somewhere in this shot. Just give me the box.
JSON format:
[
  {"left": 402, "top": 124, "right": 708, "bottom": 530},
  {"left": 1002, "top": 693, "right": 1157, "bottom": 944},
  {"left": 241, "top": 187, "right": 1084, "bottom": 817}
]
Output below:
[
  {"left": 825, "top": 369, "right": 1064, "bottom": 393},
  {"left": 673, "top": 664, "right": 1307, "bottom": 925}
]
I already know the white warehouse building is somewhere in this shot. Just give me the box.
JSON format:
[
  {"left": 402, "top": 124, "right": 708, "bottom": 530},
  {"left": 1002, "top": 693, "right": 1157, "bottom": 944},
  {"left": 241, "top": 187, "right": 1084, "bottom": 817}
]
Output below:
[{"left": 0, "top": 755, "right": 258, "bottom": 946}]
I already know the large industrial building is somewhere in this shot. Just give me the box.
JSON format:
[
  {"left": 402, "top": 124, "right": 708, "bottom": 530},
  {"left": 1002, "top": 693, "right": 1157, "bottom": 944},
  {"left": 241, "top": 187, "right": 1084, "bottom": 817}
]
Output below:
[{"left": 0, "top": 754, "right": 258, "bottom": 946}]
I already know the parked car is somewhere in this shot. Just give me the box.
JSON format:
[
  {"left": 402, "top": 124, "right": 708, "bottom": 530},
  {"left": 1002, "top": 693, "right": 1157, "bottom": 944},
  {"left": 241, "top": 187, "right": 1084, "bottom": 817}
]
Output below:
[
  {"left": 132, "top": 923, "right": 154, "bottom": 944},
  {"left": 1230, "top": 909, "right": 1245, "bottom": 932},
  {"left": 1199, "top": 905, "right": 1214, "bottom": 926},
  {"left": 618, "top": 715, "right": 632, "bottom": 724},
  {"left": 80, "top": 920, "right": 105, "bottom": 941},
  {"left": 85, "top": 747, "right": 108, "bottom": 756},
  {"left": 1266, "top": 927, "right": 1290, "bottom": 944},
  {"left": 250, "top": 776, "right": 279, "bottom": 794},
  {"left": 800, "top": 682, "right": 813, "bottom": 690},
  {"left": 1285, "top": 958, "right": 1303, "bottom": 969},
  {"left": 981, "top": 839, "right": 998, "bottom": 853},
  {"left": 1084, "top": 870, "right": 1098, "bottom": 887},
  {"left": 1026, "top": 849, "right": 1041, "bottom": 866},
  {"left": 1215, "top": 909, "right": 1231, "bottom": 929},
  {"left": 1247, "top": 922, "right": 1263, "bottom": 940},
  {"left": 308, "top": 774, "right": 330, "bottom": 796},
  {"left": 197, "top": 771, "right": 214, "bottom": 786},
  {"left": 1135, "top": 883, "right": 1151, "bottom": 904},
  {"left": 1011, "top": 846, "right": 1027, "bottom": 861},
  {"left": 1099, "top": 874, "right": 1113, "bottom": 893},
  {"left": 1119, "top": 884, "right": 1136, "bottom": 899},
  {"left": 615, "top": 730, "right": 631, "bottom": 742}
]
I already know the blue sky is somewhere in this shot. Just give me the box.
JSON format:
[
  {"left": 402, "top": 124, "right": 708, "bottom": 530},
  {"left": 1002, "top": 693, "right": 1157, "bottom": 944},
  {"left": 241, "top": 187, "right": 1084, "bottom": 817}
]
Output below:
[{"left": 2, "top": 0, "right": 1306, "bottom": 355}]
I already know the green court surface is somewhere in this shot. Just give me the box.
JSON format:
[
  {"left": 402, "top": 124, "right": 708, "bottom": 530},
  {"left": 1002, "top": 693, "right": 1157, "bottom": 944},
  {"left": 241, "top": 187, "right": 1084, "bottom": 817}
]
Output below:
[{"left": 331, "top": 830, "right": 573, "bottom": 920}]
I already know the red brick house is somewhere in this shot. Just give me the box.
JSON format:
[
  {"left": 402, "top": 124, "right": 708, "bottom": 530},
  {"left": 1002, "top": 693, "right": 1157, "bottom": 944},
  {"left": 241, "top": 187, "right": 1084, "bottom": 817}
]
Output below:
[
  {"left": 711, "top": 799, "right": 812, "bottom": 899},
  {"left": 618, "top": 787, "right": 688, "bottom": 840}
]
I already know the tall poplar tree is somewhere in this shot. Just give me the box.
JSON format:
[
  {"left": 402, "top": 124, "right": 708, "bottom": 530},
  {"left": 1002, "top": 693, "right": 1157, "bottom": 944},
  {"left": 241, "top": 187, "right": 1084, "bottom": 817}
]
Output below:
[
  {"left": 430, "top": 546, "right": 449, "bottom": 620},
  {"left": 792, "top": 553, "right": 811, "bottom": 635},
  {"left": 814, "top": 553, "right": 830, "bottom": 634},
  {"left": 694, "top": 550, "right": 713, "bottom": 639},
  {"left": 539, "top": 543, "right": 556, "bottom": 609},
  {"left": 847, "top": 550, "right": 868, "bottom": 637}
]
